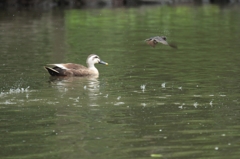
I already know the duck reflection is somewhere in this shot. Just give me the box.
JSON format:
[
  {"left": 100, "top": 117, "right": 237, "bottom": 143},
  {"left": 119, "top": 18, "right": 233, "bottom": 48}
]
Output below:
[{"left": 48, "top": 76, "right": 100, "bottom": 106}]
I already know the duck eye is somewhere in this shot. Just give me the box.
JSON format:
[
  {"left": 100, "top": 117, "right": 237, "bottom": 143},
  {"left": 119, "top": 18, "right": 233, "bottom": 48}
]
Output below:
[{"left": 94, "top": 56, "right": 98, "bottom": 58}]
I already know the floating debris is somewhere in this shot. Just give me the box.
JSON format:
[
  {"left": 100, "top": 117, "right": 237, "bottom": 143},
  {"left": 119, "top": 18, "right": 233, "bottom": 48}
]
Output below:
[{"left": 151, "top": 154, "right": 162, "bottom": 157}]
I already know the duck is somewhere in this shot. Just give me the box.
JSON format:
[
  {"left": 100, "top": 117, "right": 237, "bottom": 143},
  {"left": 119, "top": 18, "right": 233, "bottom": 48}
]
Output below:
[
  {"left": 44, "top": 54, "right": 108, "bottom": 77},
  {"left": 145, "top": 36, "right": 177, "bottom": 48}
]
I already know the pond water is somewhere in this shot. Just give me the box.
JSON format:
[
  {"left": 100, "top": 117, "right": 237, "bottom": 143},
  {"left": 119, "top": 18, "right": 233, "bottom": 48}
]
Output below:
[{"left": 0, "top": 4, "right": 240, "bottom": 159}]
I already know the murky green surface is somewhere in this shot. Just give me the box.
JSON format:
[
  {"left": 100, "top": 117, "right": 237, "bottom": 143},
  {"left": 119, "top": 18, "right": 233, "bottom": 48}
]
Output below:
[{"left": 1, "top": 4, "right": 240, "bottom": 159}]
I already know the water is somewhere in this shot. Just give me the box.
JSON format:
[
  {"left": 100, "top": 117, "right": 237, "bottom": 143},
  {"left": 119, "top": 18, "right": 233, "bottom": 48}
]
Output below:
[{"left": 1, "top": 4, "right": 240, "bottom": 159}]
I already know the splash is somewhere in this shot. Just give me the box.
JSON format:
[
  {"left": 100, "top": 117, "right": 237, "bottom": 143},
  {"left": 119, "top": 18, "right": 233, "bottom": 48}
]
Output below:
[
  {"left": 141, "top": 103, "right": 147, "bottom": 107},
  {"left": 0, "top": 100, "right": 16, "bottom": 105},
  {"left": 161, "top": 82, "right": 166, "bottom": 88},
  {"left": 178, "top": 103, "right": 185, "bottom": 109},
  {"left": 210, "top": 101, "right": 213, "bottom": 107},
  {"left": 193, "top": 102, "right": 198, "bottom": 108},
  {"left": 114, "top": 102, "right": 124, "bottom": 106},
  {"left": 1, "top": 86, "right": 31, "bottom": 96},
  {"left": 140, "top": 84, "right": 146, "bottom": 92}
]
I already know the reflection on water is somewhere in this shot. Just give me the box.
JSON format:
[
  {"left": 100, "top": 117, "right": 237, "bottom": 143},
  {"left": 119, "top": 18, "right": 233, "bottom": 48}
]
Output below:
[
  {"left": 49, "top": 76, "right": 101, "bottom": 106},
  {"left": 0, "top": 4, "right": 240, "bottom": 159}
]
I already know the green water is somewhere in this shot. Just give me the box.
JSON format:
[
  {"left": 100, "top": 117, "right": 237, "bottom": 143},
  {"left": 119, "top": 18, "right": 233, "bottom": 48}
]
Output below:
[{"left": 0, "top": 4, "right": 240, "bottom": 159}]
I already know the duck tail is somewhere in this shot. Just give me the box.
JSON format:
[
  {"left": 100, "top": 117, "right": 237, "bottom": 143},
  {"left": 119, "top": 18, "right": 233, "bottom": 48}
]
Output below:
[{"left": 44, "top": 66, "right": 60, "bottom": 76}]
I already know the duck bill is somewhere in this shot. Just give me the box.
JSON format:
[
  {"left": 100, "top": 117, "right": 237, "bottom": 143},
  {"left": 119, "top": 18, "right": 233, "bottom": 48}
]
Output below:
[{"left": 99, "top": 60, "right": 108, "bottom": 65}]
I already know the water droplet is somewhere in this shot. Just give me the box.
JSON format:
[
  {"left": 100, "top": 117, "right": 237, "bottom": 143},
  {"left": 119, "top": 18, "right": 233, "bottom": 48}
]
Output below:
[
  {"left": 141, "top": 103, "right": 146, "bottom": 107},
  {"left": 193, "top": 102, "right": 198, "bottom": 108},
  {"left": 140, "top": 84, "right": 146, "bottom": 92},
  {"left": 114, "top": 102, "right": 124, "bottom": 106},
  {"left": 210, "top": 101, "right": 213, "bottom": 106},
  {"left": 161, "top": 82, "right": 166, "bottom": 88},
  {"left": 179, "top": 103, "right": 185, "bottom": 109}
]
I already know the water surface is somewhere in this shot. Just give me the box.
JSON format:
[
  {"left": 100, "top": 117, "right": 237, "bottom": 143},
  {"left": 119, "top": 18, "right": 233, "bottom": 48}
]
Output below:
[{"left": 0, "top": 4, "right": 240, "bottom": 159}]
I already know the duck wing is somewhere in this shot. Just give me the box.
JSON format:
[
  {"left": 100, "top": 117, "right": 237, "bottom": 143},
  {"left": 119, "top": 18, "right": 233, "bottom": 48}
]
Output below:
[
  {"left": 47, "top": 63, "right": 87, "bottom": 70},
  {"left": 153, "top": 36, "right": 169, "bottom": 45},
  {"left": 46, "top": 63, "right": 93, "bottom": 76}
]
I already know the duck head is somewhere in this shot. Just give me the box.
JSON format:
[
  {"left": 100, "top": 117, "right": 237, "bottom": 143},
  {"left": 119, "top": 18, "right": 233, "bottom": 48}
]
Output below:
[{"left": 86, "top": 54, "right": 108, "bottom": 68}]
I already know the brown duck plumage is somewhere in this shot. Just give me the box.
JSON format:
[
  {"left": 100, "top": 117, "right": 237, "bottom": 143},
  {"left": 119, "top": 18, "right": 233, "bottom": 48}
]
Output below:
[
  {"left": 44, "top": 54, "right": 108, "bottom": 77},
  {"left": 145, "top": 36, "right": 177, "bottom": 48}
]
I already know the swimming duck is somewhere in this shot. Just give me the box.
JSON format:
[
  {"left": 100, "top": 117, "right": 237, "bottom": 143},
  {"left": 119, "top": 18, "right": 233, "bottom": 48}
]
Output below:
[
  {"left": 145, "top": 36, "right": 177, "bottom": 48},
  {"left": 44, "top": 54, "right": 108, "bottom": 77}
]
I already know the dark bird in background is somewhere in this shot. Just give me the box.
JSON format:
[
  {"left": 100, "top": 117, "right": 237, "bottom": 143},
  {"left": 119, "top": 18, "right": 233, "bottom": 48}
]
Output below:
[{"left": 145, "top": 36, "right": 177, "bottom": 49}]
